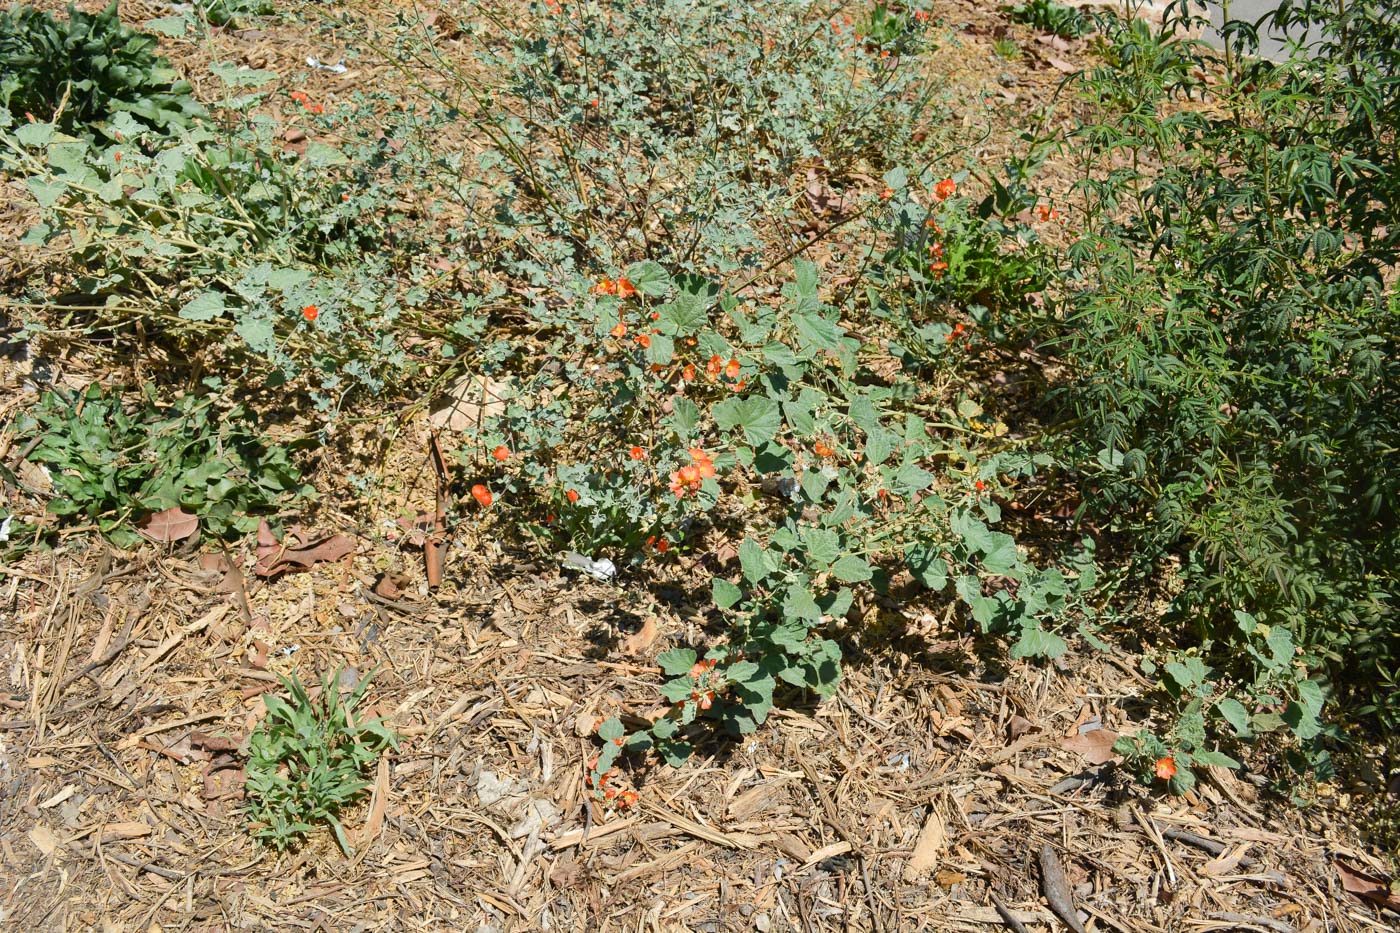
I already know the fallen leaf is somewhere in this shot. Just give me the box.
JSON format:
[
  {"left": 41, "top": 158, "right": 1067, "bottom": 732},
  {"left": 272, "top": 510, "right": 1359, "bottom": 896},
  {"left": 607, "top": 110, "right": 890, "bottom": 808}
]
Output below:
[
  {"left": 1008, "top": 715, "right": 1037, "bottom": 741},
  {"left": 254, "top": 525, "right": 355, "bottom": 578},
  {"left": 138, "top": 506, "right": 199, "bottom": 543},
  {"left": 1061, "top": 728, "right": 1120, "bottom": 765},
  {"left": 620, "top": 617, "right": 660, "bottom": 655},
  {"left": 1335, "top": 859, "right": 1400, "bottom": 911},
  {"left": 429, "top": 374, "right": 511, "bottom": 432},
  {"left": 372, "top": 572, "right": 408, "bottom": 600},
  {"left": 1047, "top": 57, "right": 1079, "bottom": 74},
  {"left": 904, "top": 801, "right": 948, "bottom": 880}
]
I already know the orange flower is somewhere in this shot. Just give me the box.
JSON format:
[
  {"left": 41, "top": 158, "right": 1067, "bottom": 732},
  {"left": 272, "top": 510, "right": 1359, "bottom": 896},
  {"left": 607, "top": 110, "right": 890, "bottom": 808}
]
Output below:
[
  {"left": 289, "top": 90, "right": 310, "bottom": 105},
  {"left": 593, "top": 278, "right": 617, "bottom": 295},
  {"left": 302, "top": 305, "right": 319, "bottom": 322},
  {"left": 814, "top": 440, "right": 834, "bottom": 458},
  {"left": 688, "top": 447, "right": 716, "bottom": 479},
  {"left": 706, "top": 354, "right": 724, "bottom": 381},
  {"left": 493, "top": 445, "right": 511, "bottom": 462},
  {"left": 566, "top": 489, "right": 580, "bottom": 503},
  {"left": 471, "top": 484, "right": 493, "bottom": 507},
  {"left": 682, "top": 363, "right": 697, "bottom": 381},
  {"left": 616, "top": 277, "right": 637, "bottom": 299},
  {"left": 1035, "top": 204, "right": 1059, "bottom": 222},
  {"left": 929, "top": 260, "right": 948, "bottom": 277},
  {"left": 698, "top": 692, "right": 714, "bottom": 710},
  {"left": 934, "top": 178, "right": 957, "bottom": 200},
  {"left": 928, "top": 241, "right": 945, "bottom": 259},
  {"left": 879, "top": 187, "right": 894, "bottom": 200},
  {"left": 1154, "top": 756, "right": 1177, "bottom": 780},
  {"left": 724, "top": 358, "right": 741, "bottom": 380},
  {"left": 113, "top": 151, "right": 122, "bottom": 163},
  {"left": 610, "top": 321, "right": 627, "bottom": 338},
  {"left": 617, "top": 789, "right": 639, "bottom": 808},
  {"left": 635, "top": 334, "right": 651, "bottom": 349},
  {"left": 974, "top": 479, "right": 986, "bottom": 492},
  {"left": 629, "top": 446, "right": 646, "bottom": 460},
  {"left": 656, "top": 538, "right": 669, "bottom": 553},
  {"left": 669, "top": 451, "right": 713, "bottom": 498}
]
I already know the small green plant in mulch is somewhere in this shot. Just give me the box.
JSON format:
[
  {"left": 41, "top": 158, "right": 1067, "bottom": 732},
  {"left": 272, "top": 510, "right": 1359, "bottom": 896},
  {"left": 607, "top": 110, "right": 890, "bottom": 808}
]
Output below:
[
  {"left": 13, "top": 383, "right": 310, "bottom": 548},
  {"left": 0, "top": 2, "right": 203, "bottom": 143},
  {"left": 244, "top": 671, "right": 397, "bottom": 855},
  {"left": 1004, "top": 0, "right": 1092, "bottom": 38}
]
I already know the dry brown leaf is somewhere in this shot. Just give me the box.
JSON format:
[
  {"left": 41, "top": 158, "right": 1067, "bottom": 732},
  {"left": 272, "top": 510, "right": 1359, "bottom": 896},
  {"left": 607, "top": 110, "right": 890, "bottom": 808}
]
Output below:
[
  {"left": 138, "top": 506, "right": 199, "bottom": 543},
  {"left": 254, "top": 525, "right": 355, "bottom": 578},
  {"left": 620, "top": 617, "right": 660, "bottom": 656},
  {"left": 1335, "top": 859, "right": 1400, "bottom": 911},
  {"left": 1060, "top": 728, "right": 1121, "bottom": 765},
  {"left": 429, "top": 373, "right": 511, "bottom": 432},
  {"left": 904, "top": 802, "right": 948, "bottom": 881}
]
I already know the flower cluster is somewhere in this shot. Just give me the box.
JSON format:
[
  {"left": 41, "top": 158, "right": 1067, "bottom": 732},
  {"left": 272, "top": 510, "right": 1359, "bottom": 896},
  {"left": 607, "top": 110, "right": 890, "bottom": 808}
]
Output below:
[
  {"left": 668, "top": 447, "right": 715, "bottom": 498},
  {"left": 288, "top": 90, "right": 325, "bottom": 115},
  {"left": 592, "top": 276, "right": 637, "bottom": 298},
  {"left": 703, "top": 354, "right": 745, "bottom": 390}
]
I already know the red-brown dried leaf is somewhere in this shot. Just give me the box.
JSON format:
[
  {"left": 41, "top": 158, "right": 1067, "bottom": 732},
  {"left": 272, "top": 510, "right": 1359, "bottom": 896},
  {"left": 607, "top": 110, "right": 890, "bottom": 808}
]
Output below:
[
  {"left": 254, "top": 525, "right": 355, "bottom": 578},
  {"left": 1335, "top": 859, "right": 1400, "bottom": 911},
  {"left": 138, "top": 506, "right": 199, "bottom": 543}
]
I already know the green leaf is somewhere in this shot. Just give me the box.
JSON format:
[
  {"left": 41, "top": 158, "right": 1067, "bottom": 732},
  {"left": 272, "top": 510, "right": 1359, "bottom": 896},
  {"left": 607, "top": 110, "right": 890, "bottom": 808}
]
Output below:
[
  {"left": 144, "top": 15, "right": 189, "bottom": 36},
  {"left": 793, "top": 309, "right": 845, "bottom": 352},
  {"left": 210, "top": 62, "right": 279, "bottom": 87},
  {"left": 1010, "top": 626, "right": 1068, "bottom": 659},
  {"left": 738, "top": 538, "right": 770, "bottom": 584},
  {"left": 597, "top": 717, "right": 625, "bottom": 741},
  {"left": 712, "top": 578, "right": 743, "bottom": 610},
  {"left": 712, "top": 396, "right": 781, "bottom": 445},
  {"left": 905, "top": 545, "right": 948, "bottom": 591},
  {"left": 657, "top": 648, "right": 698, "bottom": 676},
  {"left": 803, "top": 527, "right": 841, "bottom": 569},
  {"left": 659, "top": 677, "right": 694, "bottom": 703},
  {"left": 1216, "top": 698, "right": 1252, "bottom": 737},
  {"left": 830, "top": 554, "right": 873, "bottom": 583},
  {"left": 180, "top": 291, "right": 227, "bottom": 322},
  {"left": 1192, "top": 749, "right": 1241, "bottom": 769},
  {"left": 624, "top": 260, "right": 671, "bottom": 297},
  {"left": 781, "top": 584, "right": 821, "bottom": 625},
  {"left": 657, "top": 292, "right": 708, "bottom": 333}
]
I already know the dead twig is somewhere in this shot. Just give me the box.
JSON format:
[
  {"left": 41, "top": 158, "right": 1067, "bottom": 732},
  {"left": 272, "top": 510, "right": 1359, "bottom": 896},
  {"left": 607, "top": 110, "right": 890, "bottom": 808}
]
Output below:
[
  {"left": 1039, "top": 844, "right": 1087, "bottom": 933},
  {"left": 990, "top": 891, "right": 1032, "bottom": 933}
]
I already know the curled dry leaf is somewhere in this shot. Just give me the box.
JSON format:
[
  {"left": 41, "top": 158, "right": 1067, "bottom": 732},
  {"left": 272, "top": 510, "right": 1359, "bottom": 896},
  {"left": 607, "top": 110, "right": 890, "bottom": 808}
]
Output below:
[
  {"left": 138, "top": 506, "right": 199, "bottom": 543},
  {"left": 254, "top": 520, "right": 355, "bottom": 578}
]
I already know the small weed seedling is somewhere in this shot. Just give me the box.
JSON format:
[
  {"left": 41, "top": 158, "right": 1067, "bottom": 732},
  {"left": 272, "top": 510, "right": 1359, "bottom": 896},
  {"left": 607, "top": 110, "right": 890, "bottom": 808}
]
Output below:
[{"left": 244, "top": 670, "right": 397, "bottom": 855}]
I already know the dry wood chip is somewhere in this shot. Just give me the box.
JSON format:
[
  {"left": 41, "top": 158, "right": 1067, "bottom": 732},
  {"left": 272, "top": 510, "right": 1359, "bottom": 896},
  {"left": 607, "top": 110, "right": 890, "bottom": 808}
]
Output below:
[{"left": 903, "top": 802, "right": 948, "bottom": 881}]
